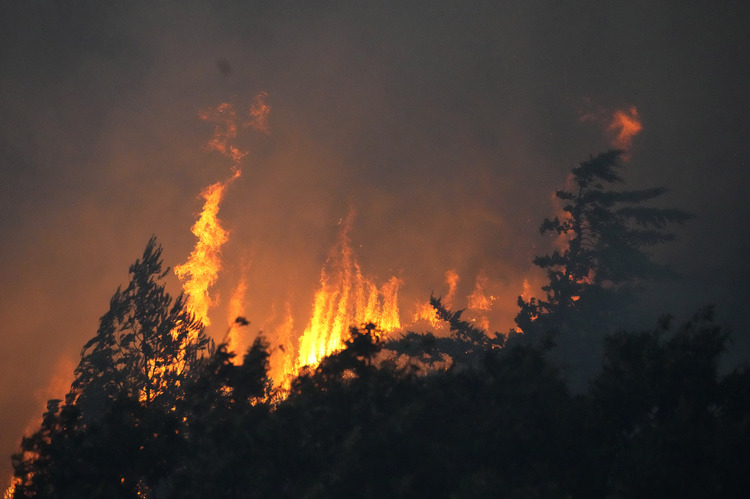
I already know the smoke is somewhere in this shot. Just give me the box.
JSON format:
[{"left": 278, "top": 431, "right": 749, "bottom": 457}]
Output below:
[{"left": 2, "top": 0, "right": 750, "bottom": 488}]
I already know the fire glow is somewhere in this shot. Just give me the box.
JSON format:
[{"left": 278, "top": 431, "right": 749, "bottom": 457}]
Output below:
[
  {"left": 172, "top": 97, "right": 518, "bottom": 388},
  {"left": 174, "top": 170, "right": 240, "bottom": 328},
  {"left": 295, "top": 212, "right": 402, "bottom": 370},
  {"left": 579, "top": 100, "right": 643, "bottom": 151}
]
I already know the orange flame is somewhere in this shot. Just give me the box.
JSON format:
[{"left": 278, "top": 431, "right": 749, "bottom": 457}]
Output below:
[
  {"left": 3, "top": 477, "right": 20, "bottom": 499},
  {"left": 467, "top": 271, "right": 495, "bottom": 311},
  {"left": 607, "top": 105, "right": 642, "bottom": 150},
  {"left": 175, "top": 169, "right": 240, "bottom": 327},
  {"left": 579, "top": 99, "right": 643, "bottom": 151},
  {"left": 5, "top": 355, "right": 76, "bottom": 497},
  {"left": 412, "top": 269, "right": 459, "bottom": 326},
  {"left": 412, "top": 300, "right": 440, "bottom": 327},
  {"left": 296, "top": 214, "right": 402, "bottom": 369},
  {"left": 376, "top": 276, "right": 402, "bottom": 331},
  {"left": 467, "top": 271, "right": 496, "bottom": 332},
  {"left": 199, "top": 102, "right": 247, "bottom": 165}
]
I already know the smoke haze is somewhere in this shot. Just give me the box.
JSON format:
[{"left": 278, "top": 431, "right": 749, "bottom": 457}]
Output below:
[{"left": 2, "top": 0, "right": 749, "bottom": 486}]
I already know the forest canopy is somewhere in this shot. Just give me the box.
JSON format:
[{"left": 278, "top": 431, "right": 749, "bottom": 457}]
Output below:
[{"left": 8, "top": 152, "right": 748, "bottom": 499}]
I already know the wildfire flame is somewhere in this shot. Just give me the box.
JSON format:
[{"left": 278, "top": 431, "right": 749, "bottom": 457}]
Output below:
[
  {"left": 467, "top": 271, "right": 495, "bottom": 311},
  {"left": 3, "top": 478, "right": 19, "bottom": 499},
  {"left": 200, "top": 102, "right": 248, "bottom": 165},
  {"left": 176, "top": 95, "right": 270, "bottom": 327},
  {"left": 174, "top": 169, "right": 240, "bottom": 327},
  {"left": 607, "top": 105, "right": 642, "bottom": 150},
  {"left": 296, "top": 213, "right": 402, "bottom": 369},
  {"left": 412, "top": 269, "right": 459, "bottom": 326},
  {"left": 579, "top": 100, "right": 643, "bottom": 151}
]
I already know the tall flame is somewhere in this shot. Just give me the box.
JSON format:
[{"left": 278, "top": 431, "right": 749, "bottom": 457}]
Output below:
[
  {"left": 174, "top": 169, "right": 240, "bottom": 327},
  {"left": 175, "top": 94, "right": 271, "bottom": 326},
  {"left": 296, "top": 214, "right": 402, "bottom": 369}
]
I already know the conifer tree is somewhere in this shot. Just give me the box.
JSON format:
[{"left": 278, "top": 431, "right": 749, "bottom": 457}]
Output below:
[{"left": 516, "top": 150, "right": 693, "bottom": 339}]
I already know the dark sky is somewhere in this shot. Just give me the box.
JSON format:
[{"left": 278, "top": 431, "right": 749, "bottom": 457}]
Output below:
[{"left": 1, "top": 0, "right": 749, "bottom": 486}]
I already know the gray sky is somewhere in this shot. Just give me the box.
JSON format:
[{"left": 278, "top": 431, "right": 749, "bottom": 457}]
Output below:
[{"left": 1, "top": 0, "right": 749, "bottom": 486}]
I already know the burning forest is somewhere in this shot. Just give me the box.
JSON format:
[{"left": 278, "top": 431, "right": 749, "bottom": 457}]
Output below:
[
  {"left": 6, "top": 96, "right": 750, "bottom": 498},
  {"left": 3, "top": 1, "right": 750, "bottom": 497}
]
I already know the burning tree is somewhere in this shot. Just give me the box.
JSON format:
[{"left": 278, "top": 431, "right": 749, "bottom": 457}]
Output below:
[
  {"left": 516, "top": 150, "right": 693, "bottom": 345},
  {"left": 71, "top": 236, "right": 211, "bottom": 414},
  {"left": 10, "top": 237, "right": 213, "bottom": 497}
]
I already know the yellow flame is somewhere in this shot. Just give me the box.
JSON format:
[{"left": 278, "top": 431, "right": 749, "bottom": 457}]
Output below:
[
  {"left": 175, "top": 169, "right": 240, "bottom": 327},
  {"left": 377, "top": 276, "right": 403, "bottom": 331},
  {"left": 296, "top": 214, "right": 402, "bottom": 369},
  {"left": 3, "top": 477, "right": 20, "bottom": 499},
  {"left": 412, "top": 300, "right": 440, "bottom": 327}
]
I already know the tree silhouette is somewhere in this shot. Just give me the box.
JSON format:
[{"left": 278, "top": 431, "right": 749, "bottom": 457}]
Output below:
[
  {"left": 590, "top": 307, "right": 746, "bottom": 497},
  {"left": 385, "top": 295, "right": 505, "bottom": 374},
  {"left": 10, "top": 199, "right": 750, "bottom": 498},
  {"left": 516, "top": 150, "right": 693, "bottom": 343},
  {"left": 70, "top": 236, "right": 210, "bottom": 416},
  {"left": 10, "top": 237, "right": 213, "bottom": 497},
  {"left": 10, "top": 399, "right": 81, "bottom": 498}
]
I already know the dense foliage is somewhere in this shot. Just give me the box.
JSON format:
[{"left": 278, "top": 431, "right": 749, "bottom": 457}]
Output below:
[
  {"left": 11, "top": 307, "right": 750, "bottom": 498},
  {"left": 10, "top": 153, "right": 749, "bottom": 498},
  {"left": 516, "top": 150, "right": 694, "bottom": 387}
]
